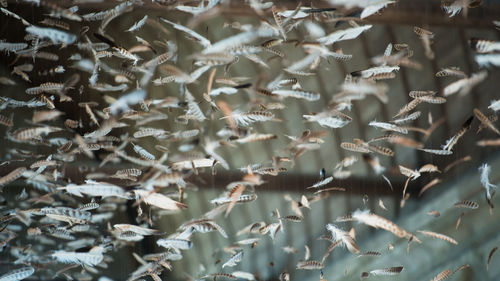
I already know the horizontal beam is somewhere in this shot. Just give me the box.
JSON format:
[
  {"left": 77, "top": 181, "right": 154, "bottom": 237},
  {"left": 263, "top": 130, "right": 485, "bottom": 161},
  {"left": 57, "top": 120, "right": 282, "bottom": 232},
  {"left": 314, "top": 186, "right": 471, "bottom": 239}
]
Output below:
[
  {"left": 0, "top": 161, "right": 406, "bottom": 196},
  {"left": 191, "top": 171, "right": 405, "bottom": 196}
]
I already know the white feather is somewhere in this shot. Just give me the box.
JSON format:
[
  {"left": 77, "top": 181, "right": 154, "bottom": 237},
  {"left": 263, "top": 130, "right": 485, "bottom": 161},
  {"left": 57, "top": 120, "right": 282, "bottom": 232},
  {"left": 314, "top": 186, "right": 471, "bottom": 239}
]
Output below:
[
  {"left": 126, "top": 15, "right": 148, "bottom": 32},
  {"left": 160, "top": 18, "right": 211, "bottom": 48},
  {"left": 479, "top": 163, "right": 497, "bottom": 200},
  {"left": 317, "top": 25, "right": 372, "bottom": 45}
]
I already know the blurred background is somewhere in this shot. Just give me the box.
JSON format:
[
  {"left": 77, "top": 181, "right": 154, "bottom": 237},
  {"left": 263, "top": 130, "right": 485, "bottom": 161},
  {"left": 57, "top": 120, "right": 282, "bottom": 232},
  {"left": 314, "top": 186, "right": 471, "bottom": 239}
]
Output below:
[{"left": 0, "top": 0, "right": 500, "bottom": 280}]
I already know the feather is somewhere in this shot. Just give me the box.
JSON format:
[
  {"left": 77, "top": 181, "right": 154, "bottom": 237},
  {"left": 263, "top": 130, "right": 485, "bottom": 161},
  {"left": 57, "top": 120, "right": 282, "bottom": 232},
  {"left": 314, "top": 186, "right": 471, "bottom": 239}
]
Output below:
[
  {"left": 222, "top": 250, "right": 244, "bottom": 268},
  {"left": 393, "top": 111, "right": 421, "bottom": 124},
  {"left": 353, "top": 209, "right": 420, "bottom": 242},
  {"left": 418, "top": 178, "right": 441, "bottom": 196},
  {"left": 114, "top": 224, "right": 161, "bottom": 236},
  {"left": 489, "top": 100, "right": 500, "bottom": 111},
  {"left": 417, "top": 230, "right": 458, "bottom": 245},
  {"left": 134, "top": 189, "right": 187, "bottom": 211},
  {"left": 126, "top": 15, "right": 148, "bottom": 32},
  {"left": 0, "top": 167, "right": 26, "bottom": 187},
  {"left": 488, "top": 247, "right": 498, "bottom": 271},
  {"left": 474, "top": 108, "right": 500, "bottom": 135},
  {"left": 225, "top": 184, "right": 245, "bottom": 217},
  {"left": 132, "top": 142, "right": 155, "bottom": 160},
  {"left": 296, "top": 260, "right": 323, "bottom": 270},
  {"left": 304, "top": 111, "right": 352, "bottom": 128},
  {"left": 272, "top": 89, "right": 321, "bottom": 101},
  {"left": 26, "top": 25, "right": 77, "bottom": 44},
  {"left": 160, "top": 17, "right": 211, "bottom": 48},
  {"left": 0, "top": 267, "right": 35, "bottom": 281},
  {"left": 341, "top": 142, "right": 372, "bottom": 153},
  {"left": 363, "top": 266, "right": 403, "bottom": 278},
  {"left": 52, "top": 247, "right": 104, "bottom": 266},
  {"left": 418, "top": 148, "right": 453, "bottom": 155},
  {"left": 317, "top": 25, "right": 372, "bottom": 45},
  {"left": 430, "top": 269, "right": 452, "bottom": 281},
  {"left": 479, "top": 163, "right": 497, "bottom": 204},
  {"left": 221, "top": 110, "right": 274, "bottom": 126},
  {"left": 394, "top": 98, "right": 422, "bottom": 118},
  {"left": 369, "top": 120, "right": 408, "bottom": 134},
  {"left": 454, "top": 200, "right": 479, "bottom": 209},
  {"left": 307, "top": 176, "right": 334, "bottom": 189},
  {"left": 326, "top": 224, "right": 360, "bottom": 253},
  {"left": 476, "top": 53, "right": 500, "bottom": 67}
]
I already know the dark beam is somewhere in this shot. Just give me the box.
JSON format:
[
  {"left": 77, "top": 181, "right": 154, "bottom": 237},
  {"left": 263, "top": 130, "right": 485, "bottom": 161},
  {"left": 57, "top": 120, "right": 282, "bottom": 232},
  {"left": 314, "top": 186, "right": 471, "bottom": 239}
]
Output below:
[
  {"left": 0, "top": 160, "right": 406, "bottom": 195},
  {"left": 192, "top": 171, "right": 406, "bottom": 196}
]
